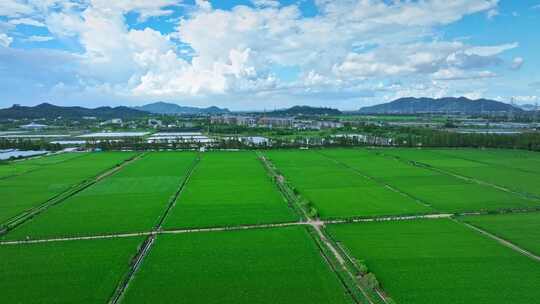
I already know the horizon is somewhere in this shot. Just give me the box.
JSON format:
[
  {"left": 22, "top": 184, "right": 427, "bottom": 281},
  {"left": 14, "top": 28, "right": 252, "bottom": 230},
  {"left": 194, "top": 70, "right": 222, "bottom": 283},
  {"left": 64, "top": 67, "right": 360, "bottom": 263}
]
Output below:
[
  {"left": 1, "top": 1, "right": 539, "bottom": 110},
  {"left": 0, "top": 96, "right": 528, "bottom": 112}
]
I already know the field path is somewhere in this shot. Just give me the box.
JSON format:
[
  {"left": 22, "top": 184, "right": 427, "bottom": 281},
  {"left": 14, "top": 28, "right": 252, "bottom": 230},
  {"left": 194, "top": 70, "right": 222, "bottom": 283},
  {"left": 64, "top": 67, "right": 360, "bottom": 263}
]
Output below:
[
  {"left": 0, "top": 213, "right": 455, "bottom": 246},
  {"left": 108, "top": 153, "right": 201, "bottom": 304},
  {"left": 459, "top": 220, "right": 540, "bottom": 262},
  {"left": 258, "top": 152, "right": 388, "bottom": 304}
]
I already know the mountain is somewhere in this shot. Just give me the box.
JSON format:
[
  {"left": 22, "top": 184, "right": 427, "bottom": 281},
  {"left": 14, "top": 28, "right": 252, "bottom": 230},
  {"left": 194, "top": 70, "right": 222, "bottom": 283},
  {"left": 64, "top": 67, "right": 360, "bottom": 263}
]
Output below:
[
  {"left": 0, "top": 103, "right": 149, "bottom": 119},
  {"left": 268, "top": 105, "right": 342, "bottom": 116},
  {"left": 134, "top": 102, "right": 230, "bottom": 115},
  {"left": 518, "top": 104, "right": 539, "bottom": 111},
  {"left": 357, "top": 97, "right": 523, "bottom": 114}
]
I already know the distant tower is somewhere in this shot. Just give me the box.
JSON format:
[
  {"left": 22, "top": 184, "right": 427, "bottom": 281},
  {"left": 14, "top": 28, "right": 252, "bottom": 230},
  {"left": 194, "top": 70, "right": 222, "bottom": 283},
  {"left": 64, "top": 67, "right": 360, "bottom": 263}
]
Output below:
[
  {"left": 535, "top": 102, "right": 539, "bottom": 123},
  {"left": 508, "top": 97, "right": 515, "bottom": 121}
]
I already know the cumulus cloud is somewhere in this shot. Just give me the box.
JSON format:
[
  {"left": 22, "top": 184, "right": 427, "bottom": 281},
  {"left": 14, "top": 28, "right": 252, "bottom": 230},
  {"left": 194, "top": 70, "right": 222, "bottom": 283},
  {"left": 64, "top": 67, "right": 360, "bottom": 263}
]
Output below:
[
  {"left": 251, "top": 0, "right": 280, "bottom": 8},
  {"left": 510, "top": 57, "right": 524, "bottom": 70},
  {"left": 0, "top": 0, "right": 522, "bottom": 108},
  {"left": 25, "top": 35, "right": 54, "bottom": 42},
  {"left": 9, "top": 18, "right": 45, "bottom": 27},
  {"left": 0, "top": 33, "right": 13, "bottom": 47}
]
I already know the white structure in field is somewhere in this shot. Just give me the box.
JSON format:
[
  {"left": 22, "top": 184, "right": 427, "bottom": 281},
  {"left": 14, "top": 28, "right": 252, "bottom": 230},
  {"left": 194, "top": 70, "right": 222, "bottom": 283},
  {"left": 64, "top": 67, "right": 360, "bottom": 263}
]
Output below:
[
  {"left": 20, "top": 122, "right": 48, "bottom": 129},
  {"left": 78, "top": 132, "right": 149, "bottom": 138},
  {"left": 146, "top": 132, "right": 213, "bottom": 144}
]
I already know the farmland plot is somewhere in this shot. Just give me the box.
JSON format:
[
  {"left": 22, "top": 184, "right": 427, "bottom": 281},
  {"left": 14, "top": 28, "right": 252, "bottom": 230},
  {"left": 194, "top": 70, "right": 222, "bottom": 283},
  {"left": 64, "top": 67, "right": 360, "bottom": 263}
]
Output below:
[
  {"left": 265, "top": 150, "right": 432, "bottom": 219},
  {"left": 0, "top": 237, "right": 142, "bottom": 304},
  {"left": 0, "top": 152, "right": 135, "bottom": 224},
  {"left": 4, "top": 152, "right": 196, "bottom": 240},
  {"left": 122, "top": 227, "right": 352, "bottom": 304},
  {"left": 320, "top": 149, "right": 537, "bottom": 213},
  {"left": 0, "top": 152, "right": 86, "bottom": 179},
  {"left": 163, "top": 152, "right": 295, "bottom": 229},
  {"left": 391, "top": 148, "right": 540, "bottom": 198},
  {"left": 327, "top": 219, "right": 540, "bottom": 304},
  {"left": 461, "top": 212, "right": 540, "bottom": 256}
]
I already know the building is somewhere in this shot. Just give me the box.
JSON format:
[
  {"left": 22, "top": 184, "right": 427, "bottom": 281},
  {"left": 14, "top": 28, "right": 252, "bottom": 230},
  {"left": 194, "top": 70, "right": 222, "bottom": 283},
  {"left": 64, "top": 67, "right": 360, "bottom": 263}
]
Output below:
[
  {"left": 146, "top": 132, "right": 213, "bottom": 144},
  {"left": 148, "top": 119, "right": 163, "bottom": 128},
  {"left": 258, "top": 117, "right": 294, "bottom": 128},
  {"left": 99, "top": 118, "right": 123, "bottom": 126},
  {"left": 20, "top": 122, "right": 48, "bottom": 130},
  {"left": 316, "top": 121, "right": 344, "bottom": 129}
]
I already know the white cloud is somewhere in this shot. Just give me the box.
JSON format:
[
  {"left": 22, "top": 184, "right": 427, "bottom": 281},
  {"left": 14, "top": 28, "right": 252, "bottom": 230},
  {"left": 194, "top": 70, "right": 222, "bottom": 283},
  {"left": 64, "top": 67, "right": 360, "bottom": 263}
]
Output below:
[
  {"left": 0, "top": 0, "right": 519, "bottom": 108},
  {"left": 9, "top": 18, "right": 45, "bottom": 27},
  {"left": 512, "top": 96, "right": 540, "bottom": 103},
  {"left": 0, "top": 33, "right": 13, "bottom": 47},
  {"left": 510, "top": 57, "right": 524, "bottom": 70},
  {"left": 486, "top": 9, "right": 498, "bottom": 19},
  {"left": 251, "top": 0, "right": 280, "bottom": 8},
  {"left": 465, "top": 43, "right": 519, "bottom": 57},
  {"left": 432, "top": 68, "right": 497, "bottom": 81},
  {"left": 0, "top": 0, "right": 34, "bottom": 18},
  {"left": 25, "top": 35, "right": 54, "bottom": 42}
]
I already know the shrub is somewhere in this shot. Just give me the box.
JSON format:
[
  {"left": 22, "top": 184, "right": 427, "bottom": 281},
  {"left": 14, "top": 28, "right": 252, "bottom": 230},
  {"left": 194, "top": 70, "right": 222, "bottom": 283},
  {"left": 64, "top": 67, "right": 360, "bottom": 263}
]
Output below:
[{"left": 360, "top": 273, "right": 379, "bottom": 290}]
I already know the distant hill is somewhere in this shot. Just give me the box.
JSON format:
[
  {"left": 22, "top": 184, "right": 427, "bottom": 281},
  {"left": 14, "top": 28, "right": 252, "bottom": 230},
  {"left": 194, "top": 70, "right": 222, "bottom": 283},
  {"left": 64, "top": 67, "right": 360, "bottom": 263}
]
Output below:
[
  {"left": 357, "top": 97, "right": 522, "bottom": 114},
  {"left": 134, "top": 102, "right": 230, "bottom": 115},
  {"left": 518, "top": 104, "right": 539, "bottom": 111},
  {"left": 0, "top": 103, "right": 148, "bottom": 119},
  {"left": 269, "top": 105, "right": 342, "bottom": 116}
]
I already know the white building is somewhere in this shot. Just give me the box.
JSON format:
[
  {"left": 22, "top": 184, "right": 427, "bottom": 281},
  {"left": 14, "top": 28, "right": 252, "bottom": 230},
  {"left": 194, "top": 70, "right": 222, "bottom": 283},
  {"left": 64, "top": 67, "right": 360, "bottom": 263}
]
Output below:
[{"left": 20, "top": 122, "right": 48, "bottom": 130}]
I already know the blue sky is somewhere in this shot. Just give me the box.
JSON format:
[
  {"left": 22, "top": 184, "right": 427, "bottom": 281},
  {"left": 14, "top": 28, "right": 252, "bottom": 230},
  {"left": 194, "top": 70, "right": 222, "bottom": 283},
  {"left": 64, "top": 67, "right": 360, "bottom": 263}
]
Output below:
[{"left": 0, "top": 0, "right": 539, "bottom": 110}]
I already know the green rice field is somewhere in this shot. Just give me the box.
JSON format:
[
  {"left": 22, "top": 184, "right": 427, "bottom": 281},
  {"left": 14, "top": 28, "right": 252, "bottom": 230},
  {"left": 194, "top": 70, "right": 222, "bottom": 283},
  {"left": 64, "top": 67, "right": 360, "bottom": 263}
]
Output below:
[
  {"left": 0, "top": 152, "right": 87, "bottom": 178},
  {"left": 327, "top": 219, "right": 540, "bottom": 304},
  {"left": 0, "top": 152, "right": 135, "bottom": 224},
  {"left": 163, "top": 151, "right": 296, "bottom": 229},
  {"left": 461, "top": 212, "right": 540, "bottom": 255},
  {"left": 1, "top": 148, "right": 539, "bottom": 304},
  {"left": 264, "top": 150, "right": 432, "bottom": 219},
  {"left": 4, "top": 152, "right": 196, "bottom": 240},
  {"left": 122, "top": 227, "right": 352, "bottom": 304},
  {"left": 0, "top": 237, "right": 142, "bottom": 303},
  {"left": 382, "top": 148, "right": 540, "bottom": 197},
  {"left": 319, "top": 148, "right": 538, "bottom": 213}
]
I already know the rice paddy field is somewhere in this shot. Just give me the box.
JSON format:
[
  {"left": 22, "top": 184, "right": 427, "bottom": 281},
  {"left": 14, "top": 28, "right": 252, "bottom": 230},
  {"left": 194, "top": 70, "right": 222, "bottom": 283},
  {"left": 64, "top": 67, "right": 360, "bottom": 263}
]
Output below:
[
  {"left": 0, "top": 237, "right": 142, "bottom": 303},
  {"left": 4, "top": 152, "right": 196, "bottom": 240},
  {"left": 163, "top": 151, "right": 296, "bottom": 229},
  {"left": 319, "top": 149, "right": 539, "bottom": 213},
  {"left": 264, "top": 150, "right": 432, "bottom": 218},
  {"left": 460, "top": 212, "right": 540, "bottom": 256},
  {"left": 0, "top": 152, "right": 135, "bottom": 224},
  {"left": 122, "top": 227, "right": 352, "bottom": 304},
  {"left": 381, "top": 148, "right": 540, "bottom": 197},
  {"left": 0, "top": 152, "right": 86, "bottom": 178},
  {"left": 327, "top": 219, "right": 540, "bottom": 304},
  {"left": 1, "top": 148, "right": 539, "bottom": 304}
]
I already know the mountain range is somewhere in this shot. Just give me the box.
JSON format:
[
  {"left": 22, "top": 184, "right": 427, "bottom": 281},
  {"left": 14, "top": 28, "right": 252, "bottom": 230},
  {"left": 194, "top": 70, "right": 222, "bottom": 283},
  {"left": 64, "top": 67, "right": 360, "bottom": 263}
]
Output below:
[
  {"left": 265, "top": 105, "right": 342, "bottom": 116},
  {"left": 133, "top": 102, "right": 230, "bottom": 115},
  {"left": 357, "top": 97, "right": 523, "bottom": 114},
  {"left": 0, "top": 103, "right": 148, "bottom": 119}
]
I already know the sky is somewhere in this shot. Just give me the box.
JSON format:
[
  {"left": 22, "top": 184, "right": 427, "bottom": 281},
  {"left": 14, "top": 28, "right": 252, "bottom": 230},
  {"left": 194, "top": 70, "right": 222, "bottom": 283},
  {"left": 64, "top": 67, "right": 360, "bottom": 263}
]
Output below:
[{"left": 0, "top": 0, "right": 539, "bottom": 110}]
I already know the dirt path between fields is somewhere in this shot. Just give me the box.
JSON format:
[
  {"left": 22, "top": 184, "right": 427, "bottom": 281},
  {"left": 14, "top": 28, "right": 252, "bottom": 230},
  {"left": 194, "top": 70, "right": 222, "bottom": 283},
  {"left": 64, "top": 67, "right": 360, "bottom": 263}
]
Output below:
[
  {"left": 0, "top": 213, "right": 455, "bottom": 246},
  {"left": 460, "top": 221, "right": 540, "bottom": 262},
  {"left": 108, "top": 154, "right": 201, "bottom": 304}
]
